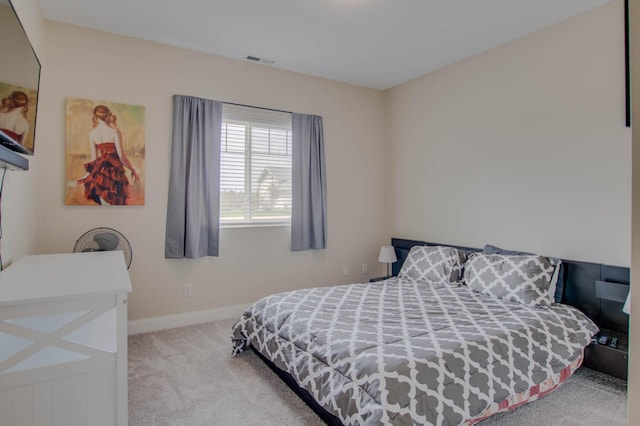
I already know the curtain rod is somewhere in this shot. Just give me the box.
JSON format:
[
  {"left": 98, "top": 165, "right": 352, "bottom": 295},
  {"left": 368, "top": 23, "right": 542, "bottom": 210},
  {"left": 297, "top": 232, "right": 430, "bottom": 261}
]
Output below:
[{"left": 223, "top": 101, "right": 292, "bottom": 115}]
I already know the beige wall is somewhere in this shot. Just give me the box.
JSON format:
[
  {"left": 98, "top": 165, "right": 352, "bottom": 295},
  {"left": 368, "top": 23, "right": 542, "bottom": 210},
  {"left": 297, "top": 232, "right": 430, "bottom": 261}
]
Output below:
[
  {"left": 9, "top": 0, "right": 44, "bottom": 60},
  {"left": 2, "top": 161, "right": 38, "bottom": 267},
  {"left": 385, "top": 0, "right": 630, "bottom": 266},
  {"left": 33, "top": 21, "right": 388, "bottom": 320}
]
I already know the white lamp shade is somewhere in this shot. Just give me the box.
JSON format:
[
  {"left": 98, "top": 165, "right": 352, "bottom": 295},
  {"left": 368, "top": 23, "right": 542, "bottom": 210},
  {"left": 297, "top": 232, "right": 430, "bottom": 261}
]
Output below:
[
  {"left": 378, "top": 246, "right": 397, "bottom": 264},
  {"left": 623, "top": 291, "right": 630, "bottom": 314}
]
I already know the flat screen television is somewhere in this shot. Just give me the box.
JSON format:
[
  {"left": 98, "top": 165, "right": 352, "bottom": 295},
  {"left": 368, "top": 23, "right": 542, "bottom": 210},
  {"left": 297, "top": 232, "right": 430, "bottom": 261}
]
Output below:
[{"left": 0, "top": 0, "right": 40, "bottom": 156}]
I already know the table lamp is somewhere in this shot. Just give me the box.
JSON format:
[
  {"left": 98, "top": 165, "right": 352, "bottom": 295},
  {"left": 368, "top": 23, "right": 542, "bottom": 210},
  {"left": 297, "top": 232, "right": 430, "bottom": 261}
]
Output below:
[
  {"left": 623, "top": 291, "right": 630, "bottom": 314},
  {"left": 378, "top": 246, "right": 397, "bottom": 278}
]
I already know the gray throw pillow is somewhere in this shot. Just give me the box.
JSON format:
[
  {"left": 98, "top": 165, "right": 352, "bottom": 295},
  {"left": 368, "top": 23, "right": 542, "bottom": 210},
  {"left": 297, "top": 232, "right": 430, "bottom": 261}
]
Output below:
[
  {"left": 464, "top": 253, "right": 555, "bottom": 307},
  {"left": 398, "top": 245, "right": 465, "bottom": 284},
  {"left": 483, "top": 244, "right": 564, "bottom": 303}
]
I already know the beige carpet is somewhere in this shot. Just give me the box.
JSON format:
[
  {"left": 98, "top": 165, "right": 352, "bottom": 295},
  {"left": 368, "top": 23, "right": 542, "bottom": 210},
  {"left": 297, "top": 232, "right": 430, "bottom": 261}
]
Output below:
[{"left": 128, "top": 319, "right": 627, "bottom": 425}]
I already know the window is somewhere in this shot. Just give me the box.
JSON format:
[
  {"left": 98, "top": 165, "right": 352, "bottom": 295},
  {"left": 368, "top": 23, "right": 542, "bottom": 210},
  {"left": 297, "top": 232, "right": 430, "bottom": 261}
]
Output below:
[{"left": 220, "top": 104, "right": 292, "bottom": 225}]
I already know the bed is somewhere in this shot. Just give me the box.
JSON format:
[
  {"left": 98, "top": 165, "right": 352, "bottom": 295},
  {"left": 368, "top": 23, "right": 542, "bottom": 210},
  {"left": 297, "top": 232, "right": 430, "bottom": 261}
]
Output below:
[{"left": 231, "top": 240, "right": 608, "bottom": 425}]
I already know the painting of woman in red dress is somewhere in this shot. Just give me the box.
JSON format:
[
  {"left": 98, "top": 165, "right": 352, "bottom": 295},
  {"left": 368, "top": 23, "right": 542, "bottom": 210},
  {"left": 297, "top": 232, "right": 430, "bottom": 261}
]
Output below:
[
  {"left": 0, "top": 90, "right": 29, "bottom": 144},
  {"left": 65, "top": 98, "right": 145, "bottom": 206},
  {"left": 0, "top": 84, "right": 37, "bottom": 153},
  {"left": 77, "top": 105, "right": 140, "bottom": 205}
]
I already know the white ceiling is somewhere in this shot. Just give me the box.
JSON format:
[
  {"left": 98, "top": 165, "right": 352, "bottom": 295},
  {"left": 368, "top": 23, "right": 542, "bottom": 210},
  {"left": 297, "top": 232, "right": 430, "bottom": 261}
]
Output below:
[{"left": 36, "top": 0, "right": 611, "bottom": 90}]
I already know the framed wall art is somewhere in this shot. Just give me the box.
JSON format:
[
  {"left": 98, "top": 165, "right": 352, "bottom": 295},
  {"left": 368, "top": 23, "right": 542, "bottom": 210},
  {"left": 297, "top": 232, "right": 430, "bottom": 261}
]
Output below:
[
  {"left": 0, "top": 83, "right": 38, "bottom": 154},
  {"left": 65, "top": 97, "right": 145, "bottom": 206}
]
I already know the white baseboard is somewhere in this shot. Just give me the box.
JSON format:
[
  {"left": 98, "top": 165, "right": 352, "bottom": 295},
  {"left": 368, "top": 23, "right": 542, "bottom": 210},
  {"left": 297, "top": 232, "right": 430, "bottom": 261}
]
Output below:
[{"left": 127, "top": 303, "right": 249, "bottom": 335}]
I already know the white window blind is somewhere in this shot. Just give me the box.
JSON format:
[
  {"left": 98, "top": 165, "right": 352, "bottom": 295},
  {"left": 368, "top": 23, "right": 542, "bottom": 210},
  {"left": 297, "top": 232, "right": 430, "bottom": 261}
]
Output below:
[{"left": 220, "top": 104, "right": 292, "bottom": 225}]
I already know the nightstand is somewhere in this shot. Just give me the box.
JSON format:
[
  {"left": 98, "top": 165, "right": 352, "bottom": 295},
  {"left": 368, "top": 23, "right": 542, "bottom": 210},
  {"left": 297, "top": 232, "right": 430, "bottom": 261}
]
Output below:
[
  {"left": 582, "top": 280, "right": 629, "bottom": 380},
  {"left": 583, "top": 329, "right": 628, "bottom": 380},
  {"left": 369, "top": 276, "right": 391, "bottom": 283}
]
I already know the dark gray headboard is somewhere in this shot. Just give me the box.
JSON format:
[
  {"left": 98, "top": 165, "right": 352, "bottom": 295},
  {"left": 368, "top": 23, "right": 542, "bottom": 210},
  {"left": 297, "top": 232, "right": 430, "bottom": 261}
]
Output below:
[{"left": 390, "top": 238, "right": 630, "bottom": 335}]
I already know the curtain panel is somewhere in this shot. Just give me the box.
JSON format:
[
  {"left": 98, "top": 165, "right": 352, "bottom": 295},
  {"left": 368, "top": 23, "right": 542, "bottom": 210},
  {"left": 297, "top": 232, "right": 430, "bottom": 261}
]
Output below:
[
  {"left": 165, "top": 95, "right": 222, "bottom": 258},
  {"left": 291, "top": 113, "right": 327, "bottom": 251}
]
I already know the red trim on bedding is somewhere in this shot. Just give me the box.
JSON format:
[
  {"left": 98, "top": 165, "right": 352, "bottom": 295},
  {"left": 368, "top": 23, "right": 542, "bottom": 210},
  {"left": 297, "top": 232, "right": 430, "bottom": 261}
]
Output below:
[{"left": 467, "top": 352, "right": 584, "bottom": 425}]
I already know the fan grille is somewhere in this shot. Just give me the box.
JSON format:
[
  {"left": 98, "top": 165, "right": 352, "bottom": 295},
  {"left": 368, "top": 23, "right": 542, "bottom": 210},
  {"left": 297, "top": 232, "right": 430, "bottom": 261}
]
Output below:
[{"left": 73, "top": 227, "right": 133, "bottom": 269}]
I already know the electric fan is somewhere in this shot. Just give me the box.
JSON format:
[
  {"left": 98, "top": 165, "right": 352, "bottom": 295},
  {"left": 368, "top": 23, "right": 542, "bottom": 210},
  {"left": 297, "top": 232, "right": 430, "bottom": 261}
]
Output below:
[{"left": 73, "top": 227, "right": 133, "bottom": 269}]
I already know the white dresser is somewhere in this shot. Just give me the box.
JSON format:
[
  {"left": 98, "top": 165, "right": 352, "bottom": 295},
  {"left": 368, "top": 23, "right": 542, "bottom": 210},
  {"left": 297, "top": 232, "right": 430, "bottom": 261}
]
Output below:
[{"left": 0, "top": 251, "right": 132, "bottom": 426}]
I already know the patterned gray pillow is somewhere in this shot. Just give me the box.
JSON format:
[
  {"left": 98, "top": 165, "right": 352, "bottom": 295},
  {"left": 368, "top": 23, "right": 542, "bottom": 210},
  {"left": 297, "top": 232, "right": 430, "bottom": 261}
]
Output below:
[
  {"left": 464, "top": 253, "right": 555, "bottom": 307},
  {"left": 398, "top": 245, "right": 465, "bottom": 284}
]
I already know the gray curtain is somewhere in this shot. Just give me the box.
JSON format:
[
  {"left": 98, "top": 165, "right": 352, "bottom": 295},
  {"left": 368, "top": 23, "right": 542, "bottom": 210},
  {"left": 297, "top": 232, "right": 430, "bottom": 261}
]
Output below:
[
  {"left": 291, "top": 113, "right": 327, "bottom": 251},
  {"left": 165, "top": 95, "right": 222, "bottom": 258}
]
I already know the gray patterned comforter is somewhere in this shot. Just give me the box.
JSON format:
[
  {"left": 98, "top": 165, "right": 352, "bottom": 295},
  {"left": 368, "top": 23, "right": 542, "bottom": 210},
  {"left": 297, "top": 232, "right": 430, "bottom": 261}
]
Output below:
[{"left": 231, "top": 278, "right": 597, "bottom": 425}]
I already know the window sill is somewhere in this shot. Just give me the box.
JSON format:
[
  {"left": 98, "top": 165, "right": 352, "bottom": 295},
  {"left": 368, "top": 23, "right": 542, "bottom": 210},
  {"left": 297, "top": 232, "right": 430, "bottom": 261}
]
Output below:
[{"left": 221, "top": 222, "right": 290, "bottom": 229}]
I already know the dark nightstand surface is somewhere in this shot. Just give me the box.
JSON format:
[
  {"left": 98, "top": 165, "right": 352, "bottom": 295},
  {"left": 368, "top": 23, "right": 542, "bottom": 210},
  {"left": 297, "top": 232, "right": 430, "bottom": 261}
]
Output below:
[
  {"left": 369, "top": 276, "right": 391, "bottom": 283},
  {"left": 583, "top": 329, "right": 628, "bottom": 380}
]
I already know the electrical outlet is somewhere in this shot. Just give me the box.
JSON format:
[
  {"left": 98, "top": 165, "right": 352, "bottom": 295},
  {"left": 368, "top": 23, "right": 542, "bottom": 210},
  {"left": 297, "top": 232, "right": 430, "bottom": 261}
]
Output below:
[
  {"left": 362, "top": 263, "right": 368, "bottom": 274},
  {"left": 342, "top": 265, "right": 349, "bottom": 276},
  {"left": 184, "top": 283, "right": 193, "bottom": 297}
]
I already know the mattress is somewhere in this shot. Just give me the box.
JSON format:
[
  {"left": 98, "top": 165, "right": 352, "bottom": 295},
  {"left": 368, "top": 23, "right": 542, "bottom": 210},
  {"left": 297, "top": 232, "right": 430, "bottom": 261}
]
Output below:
[{"left": 231, "top": 277, "right": 597, "bottom": 425}]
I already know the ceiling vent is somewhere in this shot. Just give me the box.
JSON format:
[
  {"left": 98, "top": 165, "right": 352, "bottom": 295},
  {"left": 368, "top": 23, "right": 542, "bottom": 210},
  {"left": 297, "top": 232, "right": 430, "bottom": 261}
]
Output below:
[{"left": 246, "top": 55, "right": 275, "bottom": 65}]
